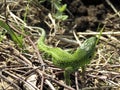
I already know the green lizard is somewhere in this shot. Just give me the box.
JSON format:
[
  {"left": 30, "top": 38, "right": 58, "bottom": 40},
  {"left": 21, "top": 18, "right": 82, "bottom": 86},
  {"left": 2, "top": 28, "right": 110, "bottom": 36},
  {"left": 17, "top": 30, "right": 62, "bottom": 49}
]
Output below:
[{"left": 37, "top": 27, "right": 97, "bottom": 85}]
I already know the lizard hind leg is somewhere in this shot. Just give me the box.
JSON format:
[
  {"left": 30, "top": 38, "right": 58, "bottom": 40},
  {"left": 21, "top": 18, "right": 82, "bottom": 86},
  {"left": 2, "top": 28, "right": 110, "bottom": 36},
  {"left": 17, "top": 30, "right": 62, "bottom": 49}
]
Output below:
[{"left": 64, "top": 67, "right": 74, "bottom": 86}]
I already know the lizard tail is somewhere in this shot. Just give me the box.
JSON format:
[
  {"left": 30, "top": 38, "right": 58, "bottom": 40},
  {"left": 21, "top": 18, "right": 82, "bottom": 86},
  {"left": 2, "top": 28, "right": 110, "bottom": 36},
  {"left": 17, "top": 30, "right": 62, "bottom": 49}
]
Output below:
[
  {"left": 37, "top": 27, "right": 51, "bottom": 52},
  {"left": 37, "top": 27, "right": 46, "bottom": 42}
]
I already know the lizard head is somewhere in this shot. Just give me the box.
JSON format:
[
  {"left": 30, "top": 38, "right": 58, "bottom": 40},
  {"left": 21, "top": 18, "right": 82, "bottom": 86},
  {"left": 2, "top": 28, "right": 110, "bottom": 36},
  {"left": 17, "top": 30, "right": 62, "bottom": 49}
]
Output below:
[
  {"left": 81, "top": 37, "right": 97, "bottom": 50},
  {"left": 80, "top": 37, "right": 97, "bottom": 59}
]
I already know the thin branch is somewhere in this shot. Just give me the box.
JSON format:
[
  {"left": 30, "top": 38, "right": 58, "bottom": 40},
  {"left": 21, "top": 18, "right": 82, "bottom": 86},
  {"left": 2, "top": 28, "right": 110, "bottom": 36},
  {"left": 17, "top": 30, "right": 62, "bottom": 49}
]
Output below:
[
  {"left": 77, "top": 31, "right": 120, "bottom": 36},
  {"left": 105, "top": 0, "right": 120, "bottom": 17}
]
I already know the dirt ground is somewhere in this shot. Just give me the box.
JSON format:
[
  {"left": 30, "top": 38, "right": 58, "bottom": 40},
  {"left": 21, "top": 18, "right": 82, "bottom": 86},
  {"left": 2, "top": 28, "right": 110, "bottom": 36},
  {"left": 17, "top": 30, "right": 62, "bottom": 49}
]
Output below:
[{"left": 0, "top": 0, "right": 120, "bottom": 90}]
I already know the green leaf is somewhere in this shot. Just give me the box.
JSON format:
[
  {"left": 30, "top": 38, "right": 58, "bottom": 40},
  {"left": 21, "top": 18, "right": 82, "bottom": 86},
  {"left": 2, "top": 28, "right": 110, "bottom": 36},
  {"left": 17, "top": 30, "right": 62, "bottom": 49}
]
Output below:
[
  {"left": 53, "top": 0, "right": 67, "bottom": 12},
  {"left": 59, "top": 4, "right": 67, "bottom": 12},
  {"left": 54, "top": 12, "right": 68, "bottom": 20},
  {"left": 0, "top": 20, "right": 23, "bottom": 47}
]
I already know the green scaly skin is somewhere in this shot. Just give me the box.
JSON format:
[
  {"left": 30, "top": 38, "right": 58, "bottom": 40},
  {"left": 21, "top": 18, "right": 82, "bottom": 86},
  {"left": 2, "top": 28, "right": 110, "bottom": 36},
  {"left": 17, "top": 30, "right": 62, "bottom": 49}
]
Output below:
[{"left": 37, "top": 27, "right": 97, "bottom": 85}]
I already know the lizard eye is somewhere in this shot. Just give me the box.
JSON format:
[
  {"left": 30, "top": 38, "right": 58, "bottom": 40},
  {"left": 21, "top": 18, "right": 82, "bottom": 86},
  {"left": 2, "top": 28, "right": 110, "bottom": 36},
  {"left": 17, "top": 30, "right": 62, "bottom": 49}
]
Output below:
[{"left": 88, "top": 55, "right": 92, "bottom": 59}]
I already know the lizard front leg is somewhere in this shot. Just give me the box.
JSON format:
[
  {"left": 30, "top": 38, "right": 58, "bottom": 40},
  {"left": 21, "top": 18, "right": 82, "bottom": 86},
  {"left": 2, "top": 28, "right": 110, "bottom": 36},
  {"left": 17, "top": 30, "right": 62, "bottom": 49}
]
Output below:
[{"left": 64, "top": 67, "right": 74, "bottom": 85}]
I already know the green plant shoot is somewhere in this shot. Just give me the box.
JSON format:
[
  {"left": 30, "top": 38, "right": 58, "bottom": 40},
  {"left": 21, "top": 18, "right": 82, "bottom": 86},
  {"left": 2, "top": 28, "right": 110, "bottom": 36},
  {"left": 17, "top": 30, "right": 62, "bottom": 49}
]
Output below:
[{"left": 0, "top": 20, "right": 23, "bottom": 47}]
